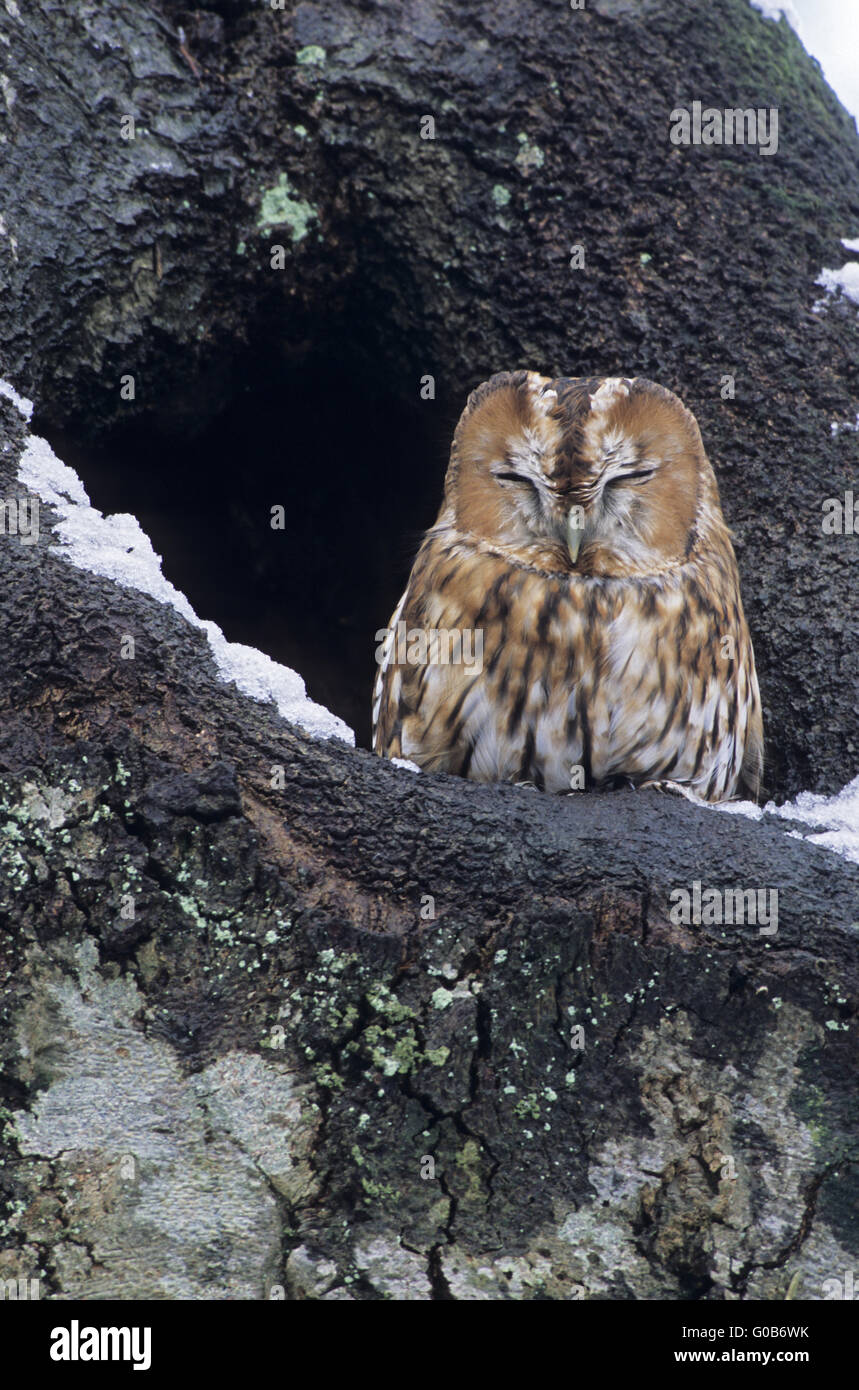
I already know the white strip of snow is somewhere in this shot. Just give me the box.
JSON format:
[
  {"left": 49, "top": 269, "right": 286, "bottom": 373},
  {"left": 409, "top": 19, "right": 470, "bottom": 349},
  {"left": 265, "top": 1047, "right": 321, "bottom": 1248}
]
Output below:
[
  {"left": 0, "top": 377, "right": 34, "bottom": 421},
  {"left": 768, "top": 776, "right": 859, "bottom": 865},
  {"left": 717, "top": 775, "right": 859, "bottom": 866},
  {"left": 5, "top": 392, "right": 354, "bottom": 745},
  {"left": 842, "top": 236, "right": 859, "bottom": 253},
  {"left": 814, "top": 261, "right": 859, "bottom": 307}
]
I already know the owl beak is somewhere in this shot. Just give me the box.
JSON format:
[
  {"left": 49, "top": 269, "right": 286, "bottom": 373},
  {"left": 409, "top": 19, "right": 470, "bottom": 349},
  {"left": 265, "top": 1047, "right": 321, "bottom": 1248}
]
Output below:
[{"left": 566, "top": 508, "right": 583, "bottom": 564}]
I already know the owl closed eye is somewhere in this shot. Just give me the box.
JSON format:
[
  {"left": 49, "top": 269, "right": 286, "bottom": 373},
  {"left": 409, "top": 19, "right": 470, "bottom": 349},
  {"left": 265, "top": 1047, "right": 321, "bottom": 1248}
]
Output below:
[{"left": 373, "top": 370, "right": 763, "bottom": 804}]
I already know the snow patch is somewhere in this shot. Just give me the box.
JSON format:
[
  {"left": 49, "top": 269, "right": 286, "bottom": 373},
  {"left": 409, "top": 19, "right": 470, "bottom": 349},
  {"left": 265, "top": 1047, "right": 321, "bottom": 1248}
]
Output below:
[
  {"left": 814, "top": 261, "right": 859, "bottom": 310},
  {"left": 830, "top": 413, "right": 859, "bottom": 436},
  {"left": 717, "top": 776, "right": 859, "bottom": 866},
  {"left": 391, "top": 757, "right": 421, "bottom": 774},
  {"left": 14, "top": 420, "right": 353, "bottom": 746},
  {"left": 768, "top": 776, "right": 859, "bottom": 866},
  {"left": 716, "top": 798, "right": 764, "bottom": 822},
  {"left": 0, "top": 376, "right": 34, "bottom": 422}
]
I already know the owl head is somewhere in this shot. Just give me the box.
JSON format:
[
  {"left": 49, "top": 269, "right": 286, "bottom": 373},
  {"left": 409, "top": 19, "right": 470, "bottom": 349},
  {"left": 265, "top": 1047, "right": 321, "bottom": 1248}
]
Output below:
[{"left": 443, "top": 370, "right": 723, "bottom": 578}]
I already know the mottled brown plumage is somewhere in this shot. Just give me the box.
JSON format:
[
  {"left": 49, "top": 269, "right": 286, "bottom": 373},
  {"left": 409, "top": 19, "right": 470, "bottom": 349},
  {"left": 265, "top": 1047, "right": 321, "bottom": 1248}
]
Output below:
[{"left": 373, "top": 371, "right": 763, "bottom": 802}]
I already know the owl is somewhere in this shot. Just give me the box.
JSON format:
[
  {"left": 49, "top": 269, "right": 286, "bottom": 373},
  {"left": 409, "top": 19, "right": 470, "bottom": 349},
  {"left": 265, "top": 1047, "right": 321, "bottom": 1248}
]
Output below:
[{"left": 372, "top": 371, "right": 763, "bottom": 803}]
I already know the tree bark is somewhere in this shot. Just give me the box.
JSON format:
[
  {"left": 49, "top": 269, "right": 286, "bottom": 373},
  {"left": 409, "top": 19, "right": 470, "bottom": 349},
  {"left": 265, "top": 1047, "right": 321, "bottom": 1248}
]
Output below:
[{"left": 0, "top": 0, "right": 857, "bottom": 1300}]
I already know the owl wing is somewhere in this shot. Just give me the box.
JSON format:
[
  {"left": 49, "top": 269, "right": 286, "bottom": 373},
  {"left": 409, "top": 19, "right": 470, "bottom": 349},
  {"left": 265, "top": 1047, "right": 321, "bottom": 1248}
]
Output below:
[
  {"left": 372, "top": 588, "right": 409, "bottom": 758},
  {"left": 372, "top": 565, "right": 489, "bottom": 774},
  {"left": 369, "top": 583, "right": 478, "bottom": 767},
  {"left": 738, "top": 666, "right": 764, "bottom": 800}
]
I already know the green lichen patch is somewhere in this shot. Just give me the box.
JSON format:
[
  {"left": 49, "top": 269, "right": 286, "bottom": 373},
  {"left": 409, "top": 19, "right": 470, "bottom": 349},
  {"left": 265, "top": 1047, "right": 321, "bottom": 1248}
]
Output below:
[
  {"left": 296, "top": 45, "right": 326, "bottom": 67},
  {"left": 257, "top": 174, "right": 319, "bottom": 243},
  {"left": 514, "top": 133, "right": 545, "bottom": 173},
  {"left": 431, "top": 987, "right": 453, "bottom": 1010}
]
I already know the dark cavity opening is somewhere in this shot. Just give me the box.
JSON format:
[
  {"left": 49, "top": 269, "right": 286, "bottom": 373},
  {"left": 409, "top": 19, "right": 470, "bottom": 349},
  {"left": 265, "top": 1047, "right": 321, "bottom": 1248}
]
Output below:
[{"left": 38, "top": 346, "right": 458, "bottom": 747}]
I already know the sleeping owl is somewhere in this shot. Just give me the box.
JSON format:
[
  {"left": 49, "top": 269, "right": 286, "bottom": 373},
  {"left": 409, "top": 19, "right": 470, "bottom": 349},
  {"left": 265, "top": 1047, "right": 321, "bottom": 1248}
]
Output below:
[{"left": 372, "top": 371, "right": 763, "bottom": 803}]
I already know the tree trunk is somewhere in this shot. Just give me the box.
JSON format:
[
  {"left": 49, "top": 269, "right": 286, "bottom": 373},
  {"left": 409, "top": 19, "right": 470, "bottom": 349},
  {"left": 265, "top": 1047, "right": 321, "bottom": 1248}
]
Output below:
[{"left": 0, "top": 0, "right": 857, "bottom": 1300}]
